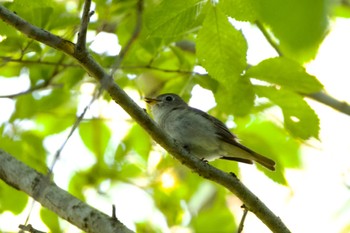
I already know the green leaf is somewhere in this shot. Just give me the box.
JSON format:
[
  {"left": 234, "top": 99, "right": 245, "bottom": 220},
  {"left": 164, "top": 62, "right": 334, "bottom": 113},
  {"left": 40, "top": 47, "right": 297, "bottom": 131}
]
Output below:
[
  {"left": 218, "top": 0, "right": 258, "bottom": 22},
  {"left": 333, "top": 4, "right": 350, "bottom": 18},
  {"left": 0, "top": 130, "right": 47, "bottom": 173},
  {"left": 11, "top": 0, "right": 55, "bottom": 28},
  {"left": 194, "top": 74, "right": 219, "bottom": 92},
  {"left": 197, "top": 5, "right": 247, "bottom": 82},
  {"left": 245, "top": 57, "right": 323, "bottom": 93},
  {"left": 13, "top": 0, "right": 52, "bottom": 8},
  {"left": 0, "top": 63, "right": 22, "bottom": 77},
  {"left": 40, "top": 208, "right": 61, "bottom": 233},
  {"left": 191, "top": 185, "right": 236, "bottom": 232},
  {"left": 0, "top": 36, "right": 24, "bottom": 56},
  {"left": 196, "top": 5, "right": 252, "bottom": 115},
  {"left": 34, "top": 114, "right": 73, "bottom": 135},
  {"left": 68, "top": 172, "right": 87, "bottom": 201},
  {"left": 115, "top": 124, "right": 151, "bottom": 160},
  {"left": 11, "top": 89, "right": 74, "bottom": 120},
  {"left": 29, "top": 65, "right": 55, "bottom": 85},
  {"left": 79, "top": 120, "right": 112, "bottom": 159},
  {"left": 0, "top": 17, "right": 19, "bottom": 37},
  {"left": 235, "top": 117, "right": 302, "bottom": 184},
  {"left": 215, "top": 78, "right": 255, "bottom": 116},
  {"left": 0, "top": 183, "right": 28, "bottom": 214},
  {"left": 255, "top": 86, "right": 320, "bottom": 139},
  {"left": 145, "top": 0, "right": 207, "bottom": 37},
  {"left": 254, "top": 0, "right": 331, "bottom": 61},
  {"left": 55, "top": 67, "right": 85, "bottom": 89}
]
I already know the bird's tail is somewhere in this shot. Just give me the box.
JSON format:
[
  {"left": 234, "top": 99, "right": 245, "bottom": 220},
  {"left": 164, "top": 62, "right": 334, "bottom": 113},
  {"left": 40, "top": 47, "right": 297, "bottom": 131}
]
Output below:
[
  {"left": 221, "top": 143, "right": 276, "bottom": 171},
  {"left": 250, "top": 151, "right": 275, "bottom": 171}
]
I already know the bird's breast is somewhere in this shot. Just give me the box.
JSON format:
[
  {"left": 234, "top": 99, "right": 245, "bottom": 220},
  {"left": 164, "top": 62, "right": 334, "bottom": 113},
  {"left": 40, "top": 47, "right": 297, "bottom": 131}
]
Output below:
[{"left": 161, "top": 108, "right": 221, "bottom": 159}]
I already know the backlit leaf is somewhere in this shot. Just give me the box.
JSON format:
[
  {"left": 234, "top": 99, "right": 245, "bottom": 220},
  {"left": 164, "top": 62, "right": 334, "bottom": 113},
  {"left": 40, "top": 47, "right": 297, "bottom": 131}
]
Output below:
[
  {"left": 245, "top": 57, "right": 323, "bottom": 93},
  {"left": 255, "top": 85, "right": 320, "bottom": 139},
  {"left": 79, "top": 120, "right": 112, "bottom": 159},
  {"left": 197, "top": 5, "right": 247, "bottom": 82},
  {"left": 145, "top": 0, "right": 207, "bottom": 37}
]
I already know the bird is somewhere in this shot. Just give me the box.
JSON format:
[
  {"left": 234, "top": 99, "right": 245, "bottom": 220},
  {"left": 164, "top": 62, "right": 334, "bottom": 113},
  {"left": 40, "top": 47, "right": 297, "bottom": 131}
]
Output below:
[{"left": 144, "top": 93, "right": 275, "bottom": 171}]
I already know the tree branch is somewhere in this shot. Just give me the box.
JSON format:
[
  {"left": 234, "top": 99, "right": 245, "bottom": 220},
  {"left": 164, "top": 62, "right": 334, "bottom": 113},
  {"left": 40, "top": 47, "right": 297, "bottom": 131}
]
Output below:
[
  {"left": 237, "top": 205, "right": 249, "bottom": 233},
  {"left": 49, "top": 87, "right": 103, "bottom": 173},
  {"left": 0, "top": 4, "right": 291, "bottom": 233},
  {"left": 18, "top": 224, "right": 46, "bottom": 233},
  {"left": 255, "top": 21, "right": 283, "bottom": 56},
  {"left": 0, "top": 150, "right": 133, "bottom": 233},
  {"left": 256, "top": 22, "right": 350, "bottom": 116},
  {"left": 0, "top": 9, "right": 75, "bottom": 56},
  {"left": 76, "top": 0, "right": 93, "bottom": 53},
  {"left": 307, "top": 91, "right": 350, "bottom": 115},
  {"left": 0, "top": 56, "right": 78, "bottom": 67},
  {"left": 120, "top": 65, "right": 207, "bottom": 76},
  {"left": 0, "top": 54, "right": 67, "bottom": 98}
]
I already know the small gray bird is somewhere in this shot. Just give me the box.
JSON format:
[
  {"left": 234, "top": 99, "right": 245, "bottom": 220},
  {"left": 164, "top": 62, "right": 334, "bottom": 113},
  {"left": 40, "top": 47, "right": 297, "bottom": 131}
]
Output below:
[{"left": 145, "top": 93, "right": 275, "bottom": 171}]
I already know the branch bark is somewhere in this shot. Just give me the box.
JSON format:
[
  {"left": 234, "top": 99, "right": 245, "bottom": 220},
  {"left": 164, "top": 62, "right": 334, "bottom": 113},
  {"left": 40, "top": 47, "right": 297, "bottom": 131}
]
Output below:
[
  {"left": 0, "top": 4, "right": 291, "bottom": 233},
  {"left": 0, "top": 150, "right": 133, "bottom": 233},
  {"left": 306, "top": 91, "right": 350, "bottom": 115},
  {"left": 76, "top": 0, "right": 93, "bottom": 53}
]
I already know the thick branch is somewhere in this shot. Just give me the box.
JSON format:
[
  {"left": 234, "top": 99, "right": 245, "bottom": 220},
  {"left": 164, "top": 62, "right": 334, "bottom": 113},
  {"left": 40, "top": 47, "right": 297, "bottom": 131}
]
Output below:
[
  {"left": 0, "top": 5, "right": 75, "bottom": 56},
  {"left": 0, "top": 5, "right": 290, "bottom": 232},
  {"left": 0, "top": 150, "right": 133, "bottom": 233}
]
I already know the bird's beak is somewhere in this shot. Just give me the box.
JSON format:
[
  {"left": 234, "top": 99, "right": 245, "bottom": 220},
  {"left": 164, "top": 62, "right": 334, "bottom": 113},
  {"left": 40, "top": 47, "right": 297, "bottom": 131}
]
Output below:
[{"left": 144, "top": 97, "right": 159, "bottom": 106}]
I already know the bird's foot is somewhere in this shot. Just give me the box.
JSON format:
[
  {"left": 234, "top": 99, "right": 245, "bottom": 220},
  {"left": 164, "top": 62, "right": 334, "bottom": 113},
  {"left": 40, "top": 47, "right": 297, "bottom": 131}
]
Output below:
[{"left": 200, "top": 157, "right": 209, "bottom": 163}]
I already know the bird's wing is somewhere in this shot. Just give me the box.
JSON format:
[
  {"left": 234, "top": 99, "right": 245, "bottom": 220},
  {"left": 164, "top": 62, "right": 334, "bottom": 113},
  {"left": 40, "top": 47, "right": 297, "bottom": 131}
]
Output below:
[
  {"left": 191, "top": 108, "right": 237, "bottom": 139},
  {"left": 191, "top": 108, "right": 257, "bottom": 154},
  {"left": 191, "top": 108, "right": 275, "bottom": 170}
]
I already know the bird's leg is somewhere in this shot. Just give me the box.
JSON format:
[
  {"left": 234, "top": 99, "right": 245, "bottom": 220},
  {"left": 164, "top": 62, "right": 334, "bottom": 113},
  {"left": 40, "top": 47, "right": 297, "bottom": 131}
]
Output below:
[
  {"left": 200, "top": 157, "right": 209, "bottom": 163},
  {"left": 182, "top": 144, "right": 208, "bottom": 163}
]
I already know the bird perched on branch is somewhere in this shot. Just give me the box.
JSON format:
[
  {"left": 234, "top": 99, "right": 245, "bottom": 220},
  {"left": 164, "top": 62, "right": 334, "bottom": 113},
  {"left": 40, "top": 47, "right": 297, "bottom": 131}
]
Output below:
[{"left": 145, "top": 93, "right": 275, "bottom": 171}]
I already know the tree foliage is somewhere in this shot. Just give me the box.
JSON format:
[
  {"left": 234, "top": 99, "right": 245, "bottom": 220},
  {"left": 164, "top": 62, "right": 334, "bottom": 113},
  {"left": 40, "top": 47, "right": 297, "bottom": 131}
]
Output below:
[{"left": 0, "top": 0, "right": 349, "bottom": 232}]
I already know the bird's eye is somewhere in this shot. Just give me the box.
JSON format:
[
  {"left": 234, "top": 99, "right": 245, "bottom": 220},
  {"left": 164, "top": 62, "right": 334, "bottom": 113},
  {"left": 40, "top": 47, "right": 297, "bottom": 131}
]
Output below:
[{"left": 165, "top": 96, "right": 173, "bottom": 102}]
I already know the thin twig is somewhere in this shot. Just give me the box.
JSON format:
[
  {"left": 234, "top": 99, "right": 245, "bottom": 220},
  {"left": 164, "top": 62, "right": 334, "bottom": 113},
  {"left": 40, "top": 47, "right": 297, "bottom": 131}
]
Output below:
[
  {"left": 18, "top": 224, "right": 46, "bottom": 233},
  {"left": 110, "top": 0, "right": 143, "bottom": 76},
  {"left": 237, "top": 205, "right": 249, "bottom": 233},
  {"left": 0, "top": 55, "right": 67, "bottom": 98},
  {"left": 76, "top": 0, "right": 93, "bottom": 53},
  {"left": 307, "top": 91, "right": 350, "bottom": 116},
  {"left": 20, "top": 40, "right": 36, "bottom": 59},
  {"left": 112, "top": 204, "right": 117, "bottom": 219},
  {"left": 0, "top": 83, "right": 62, "bottom": 98},
  {"left": 0, "top": 56, "right": 78, "bottom": 67},
  {"left": 255, "top": 21, "right": 283, "bottom": 56},
  {"left": 22, "top": 199, "right": 37, "bottom": 228},
  {"left": 48, "top": 86, "right": 103, "bottom": 173},
  {"left": 120, "top": 65, "right": 207, "bottom": 76}
]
